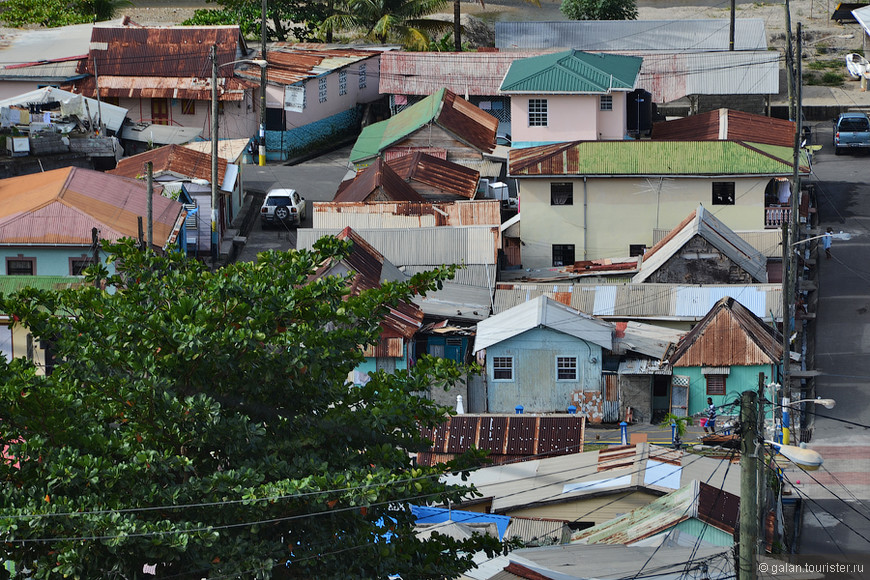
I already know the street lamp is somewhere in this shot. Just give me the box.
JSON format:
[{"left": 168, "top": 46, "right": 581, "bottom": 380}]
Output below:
[
  {"left": 781, "top": 396, "right": 835, "bottom": 445},
  {"left": 210, "top": 47, "right": 267, "bottom": 268},
  {"left": 765, "top": 440, "right": 824, "bottom": 471}
]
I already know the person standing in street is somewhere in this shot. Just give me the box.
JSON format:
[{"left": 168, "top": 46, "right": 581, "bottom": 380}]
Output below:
[
  {"left": 704, "top": 398, "right": 717, "bottom": 434},
  {"left": 823, "top": 227, "right": 833, "bottom": 260}
]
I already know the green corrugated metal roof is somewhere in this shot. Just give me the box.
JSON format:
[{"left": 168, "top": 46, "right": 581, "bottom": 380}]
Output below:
[
  {"left": 0, "top": 276, "right": 83, "bottom": 297},
  {"left": 510, "top": 140, "right": 807, "bottom": 176},
  {"left": 350, "top": 88, "right": 446, "bottom": 163},
  {"left": 500, "top": 50, "right": 642, "bottom": 94}
]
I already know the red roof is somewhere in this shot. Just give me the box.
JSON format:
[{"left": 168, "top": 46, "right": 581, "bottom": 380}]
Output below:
[
  {"left": 110, "top": 144, "right": 228, "bottom": 186},
  {"left": 334, "top": 159, "right": 425, "bottom": 203},
  {"left": 652, "top": 109, "right": 796, "bottom": 148}
]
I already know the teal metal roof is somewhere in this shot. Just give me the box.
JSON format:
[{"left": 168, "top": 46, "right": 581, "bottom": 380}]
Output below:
[
  {"left": 0, "top": 276, "right": 83, "bottom": 297},
  {"left": 510, "top": 140, "right": 810, "bottom": 176},
  {"left": 350, "top": 88, "right": 446, "bottom": 163},
  {"left": 499, "top": 50, "right": 642, "bottom": 94}
]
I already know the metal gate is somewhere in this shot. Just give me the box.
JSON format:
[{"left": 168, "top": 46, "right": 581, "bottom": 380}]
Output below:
[
  {"left": 671, "top": 375, "right": 690, "bottom": 417},
  {"left": 601, "top": 373, "right": 619, "bottom": 423}
]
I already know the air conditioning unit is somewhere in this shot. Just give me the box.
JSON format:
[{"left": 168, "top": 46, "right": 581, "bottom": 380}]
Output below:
[{"left": 488, "top": 181, "right": 508, "bottom": 201}]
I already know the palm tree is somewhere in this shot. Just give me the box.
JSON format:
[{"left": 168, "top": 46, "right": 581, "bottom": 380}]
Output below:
[{"left": 322, "top": 0, "right": 451, "bottom": 50}]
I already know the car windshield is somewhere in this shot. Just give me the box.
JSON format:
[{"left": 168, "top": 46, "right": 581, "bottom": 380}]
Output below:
[
  {"left": 840, "top": 119, "right": 870, "bottom": 132},
  {"left": 265, "top": 196, "right": 292, "bottom": 206}
]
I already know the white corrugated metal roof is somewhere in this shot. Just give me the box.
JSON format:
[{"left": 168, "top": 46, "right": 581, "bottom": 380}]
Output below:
[
  {"left": 413, "top": 281, "right": 492, "bottom": 322},
  {"left": 495, "top": 20, "right": 769, "bottom": 51},
  {"left": 493, "top": 283, "right": 782, "bottom": 322},
  {"left": 633, "top": 206, "right": 768, "bottom": 284},
  {"left": 402, "top": 264, "right": 496, "bottom": 290},
  {"left": 474, "top": 295, "right": 613, "bottom": 352},
  {"left": 297, "top": 226, "right": 498, "bottom": 266},
  {"left": 616, "top": 322, "right": 684, "bottom": 359}
]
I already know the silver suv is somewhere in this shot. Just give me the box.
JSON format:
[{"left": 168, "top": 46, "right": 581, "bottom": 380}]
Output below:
[{"left": 260, "top": 188, "right": 306, "bottom": 227}]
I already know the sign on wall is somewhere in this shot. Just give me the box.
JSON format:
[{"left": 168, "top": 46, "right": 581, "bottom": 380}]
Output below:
[{"left": 284, "top": 85, "right": 304, "bottom": 112}]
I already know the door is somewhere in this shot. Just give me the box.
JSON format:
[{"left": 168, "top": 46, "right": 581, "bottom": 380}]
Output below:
[
  {"left": 601, "top": 373, "right": 619, "bottom": 422},
  {"left": 670, "top": 374, "right": 690, "bottom": 417},
  {"left": 151, "top": 99, "right": 169, "bottom": 125}
]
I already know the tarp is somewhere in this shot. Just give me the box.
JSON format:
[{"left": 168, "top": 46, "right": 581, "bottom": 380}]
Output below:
[{"left": 0, "top": 86, "right": 128, "bottom": 133}]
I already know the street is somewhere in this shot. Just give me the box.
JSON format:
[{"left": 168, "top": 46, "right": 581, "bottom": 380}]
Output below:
[
  {"left": 234, "top": 146, "right": 354, "bottom": 262},
  {"left": 797, "top": 121, "right": 870, "bottom": 565}
]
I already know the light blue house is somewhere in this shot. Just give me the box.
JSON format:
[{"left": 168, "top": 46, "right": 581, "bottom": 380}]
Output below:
[
  {"left": 668, "top": 296, "right": 782, "bottom": 417},
  {"left": 473, "top": 295, "right": 614, "bottom": 415}
]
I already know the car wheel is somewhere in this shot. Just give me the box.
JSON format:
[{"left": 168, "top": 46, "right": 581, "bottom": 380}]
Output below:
[
  {"left": 834, "top": 147, "right": 842, "bottom": 156},
  {"left": 274, "top": 205, "right": 290, "bottom": 221}
]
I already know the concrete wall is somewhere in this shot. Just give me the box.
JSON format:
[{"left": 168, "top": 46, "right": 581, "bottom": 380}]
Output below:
[
  {"left": 516, "top": 176, "right": 767, "bottom": 266},
  {"left": 484, "top": 326, "right": 603, "bottom": 414},
  {"left": 619, "top": 374, "right": 653, "bottom": 424},
  {"left": 268, "top": 107, "right": 362, "bottom": 161},
  {"left": 646, "top": 237, "right": 759, "bottom": 284},
  {"left": 119, "top": 94, "right": 257, "bottom": 141},
  {"left": 510, "top": 93, "right": 627, "bottom": 146}
]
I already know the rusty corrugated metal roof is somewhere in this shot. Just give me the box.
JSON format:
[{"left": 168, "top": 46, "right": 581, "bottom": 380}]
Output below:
[
  {"left": 235, "top": 43, "right": 380, "bottom": 87},
  {"left": 69, "top": 25, "right": 249, "bottom": 101},
  {"left": 669, "top": 296, "right": 783, "bottom": 366},
  {"left": 0, "top": 166, "right": 183, "bottom": 250},
  {"left": 379, "top": 51, "right": 550, "bottom": 96},
  {"left": 333, "top": 158, "right": 425, "bottom": 203},
  {"left": 314, "top": 199, "right": 500, "bottom": 229},
  {"left": 110, "top": 144, "right": 228, "bottom": 186},
  {"left": 652, "top": 109, "right": 796, "bottom": 147},
  {"left": 418, "top": 414, "right": 585, "bottom": 466},
  {"left": 311, "top": 226, "right": 423, "bottom": 340},
  {"left": 388, "top": 152, "right": 480, "bottom": 199}
]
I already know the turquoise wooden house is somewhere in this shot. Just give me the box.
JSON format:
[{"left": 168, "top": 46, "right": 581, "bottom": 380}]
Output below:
[
  {"left": 668, "top": 297, "right": 783, "bottom": 418},
  {"left": 473, "top": 295, "right": 614, "bottom": 415}
]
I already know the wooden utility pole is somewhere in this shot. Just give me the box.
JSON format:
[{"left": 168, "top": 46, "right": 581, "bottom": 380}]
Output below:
[
  {"left": 756, "top": 373, "right": 767, "bottom": 556},
  {"left": 259, "top": 0, "right": 267, "bottom": 166},
  {"left": 211, "top": 44, "right": 220, "bottom": 269},
  {"left": 785, "top": 0, "right": 795, "bottom": 121},
  {"left": 739, "top": 390, "right": 758, "bottom": 580}
]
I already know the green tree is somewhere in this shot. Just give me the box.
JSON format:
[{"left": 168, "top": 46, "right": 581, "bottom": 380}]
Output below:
[
  {"left": 0, "top": 0, "right": 130, "bottom": 27},
  {"left": 0, "top": 239, "right": 505, "bottom": 579},
  {"left": 183, "top": 0, "right": 328, "bottom": 42},
  {"left": 321, "top": 0, "right": 451, "bottom": 50},
  {"left": 560, "top": 0, "right": 637, "bottom": 21}
]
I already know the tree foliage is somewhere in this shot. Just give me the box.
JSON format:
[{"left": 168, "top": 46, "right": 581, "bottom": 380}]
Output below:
[
  {"left": 0, "top": 0, "right": 130, "bottom": 27},
  {"left": 560, "top": 0, "right": 637, "bottom": 21},
  {"left": 321, "top": 0, "right": 451, "bottom": 50},
  {"left": 183, "top": 0, "right": 328, "bottom": 43},
  {"left": 0, "top": 239, "right": 506, "bottom": 579}
]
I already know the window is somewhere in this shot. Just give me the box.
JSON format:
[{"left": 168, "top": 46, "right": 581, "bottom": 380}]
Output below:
[
  {"left": 318, "top": 77, "right": 327, "bottom": 103},
  {"left": 629, "top": 244, "right": 646, "bottom": 257},
  {"left": 552, "top": 244, "right": 575, "bottom": 267},
  {"left": 493, "top": 356, "right": 514, "bottom": 380},
  {"left": 550, "top": 182, "right": 573, "bottom": 205},
  {"left": 528, "top": 99, "right": 548, "bottom": 126},
  {"left": 6, "top": 256, "right": 34, "bottom": 275},
  {"left": 556, "top": 356, "right": 578, "bottom": 380},
  {"left": 181, "top": 99, "right": 195, "bottom": 115},
  {"left": 712, "top": 182, "right": 735, "bottom": 205},
  {"left": 706, "top": 374, "right": 726, "bottom": 395},
  {"left": 70, "top": 256, "right": 92, "bottom": 276},
  {"left": 600, "top": 95, "right": 613, "bottom": 111},
  {"left": 359, "top": 63, "right": 367, "bottom": 89},
  {"left": 151, "top": 98, "right": 169, "bottom": 125},
  {"left": 338, "top": 70, "right": 347, "bottom": 96}
]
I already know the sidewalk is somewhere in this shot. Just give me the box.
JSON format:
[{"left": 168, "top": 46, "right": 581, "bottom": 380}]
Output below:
[{"left": 584, "top": 419, "right": 735, "bottom": 447}]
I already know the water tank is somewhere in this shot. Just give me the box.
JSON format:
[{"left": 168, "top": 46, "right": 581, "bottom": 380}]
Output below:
[{"left": 627, "top": 89, "right": 653, "bottom": 138}]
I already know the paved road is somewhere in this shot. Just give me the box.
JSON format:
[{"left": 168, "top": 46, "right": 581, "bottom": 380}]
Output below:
[
  {"left": 798, "top": 122, "right": 870, "bottom": 565},
  {"left": 234, "top": 146, "right": 354, "bottom": 262}
]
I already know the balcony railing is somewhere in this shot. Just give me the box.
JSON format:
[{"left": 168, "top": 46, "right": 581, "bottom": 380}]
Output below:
[{"left": 765, "top": 206, "right": 791, "bottom": 229}]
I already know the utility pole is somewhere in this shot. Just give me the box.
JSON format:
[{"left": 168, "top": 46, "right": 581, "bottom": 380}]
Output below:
[
  {"left": 784, "top": 0, "right": 795, "bottom": 121},
  {"left": 146, "top": 161, "right": 153, "bottom": 249},
  {"left": 259, "top": 0, "right": 267, "bottom": 166},
  {"left": 211, "top": 44, "right": 220, "bottom": 269},
  {"left": 729, "top": 0, "right": 736, "bottom": 51},
  {"left": 739, "top": 390, "right": 758, "bottom": 580},
  {"left": 756, "top": 373, "right": 767, "bottom": 556}
]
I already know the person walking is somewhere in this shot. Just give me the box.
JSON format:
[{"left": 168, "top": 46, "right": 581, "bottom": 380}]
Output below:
[
  {"left": 823, "top": 227, "right": 833, "bottom": 260},
  {"left": 704, "top": 398, "right": 717, "bottom": 434}
]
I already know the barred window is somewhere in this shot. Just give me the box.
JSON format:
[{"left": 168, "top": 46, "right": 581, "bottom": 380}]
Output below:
[
  {"left": 318, "top": 77, "right": 327, "bottom": 103},
  {"left": 556, "top": 356, "right": 578, "bottom": 380},
  {"left": 359, "top": 63, "right": 367, "bottom": 89},
  {"left": 528, "top": 99, "right": 548, "bottom": 126},
  {"left": 552, "top": 244, "right": 575, "bottom": 267},
  {"left": 339, "top": 70, "right": 347, "bottom": 96},
  {"left": 493, "top": 356, "right": 514, "bottom": 380},
  {"left": 600, "top": 95, "right": 613, "bottom": 111},
  {"left": 551, "top": 182, "right": 573, "bottom": 205},
  {"left": 706, "top": 374, "right": 726, "bottom": 395}
]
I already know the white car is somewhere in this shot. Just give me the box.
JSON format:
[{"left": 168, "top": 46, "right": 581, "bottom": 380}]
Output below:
[{"left": 260, "top": 188, "right": 306, "bottom": 227}]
